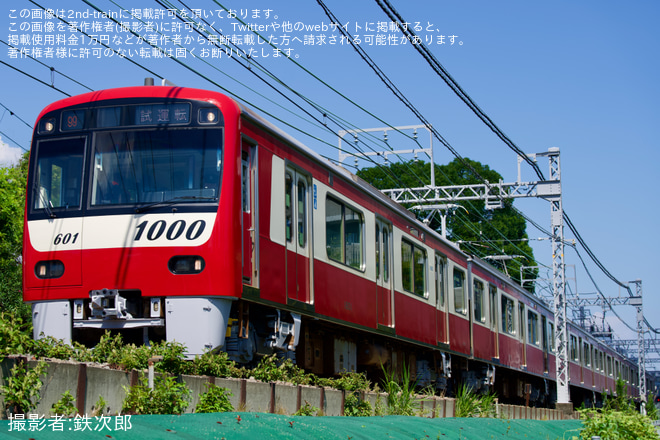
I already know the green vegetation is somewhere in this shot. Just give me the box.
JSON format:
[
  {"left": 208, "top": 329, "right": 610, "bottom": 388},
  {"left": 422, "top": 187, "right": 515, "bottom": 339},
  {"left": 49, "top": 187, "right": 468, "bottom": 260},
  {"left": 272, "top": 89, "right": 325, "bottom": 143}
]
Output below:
[
  {"left": 250, "top": 354, "right": 314, "bottom": 385},
  {"left": 579, "top": 377, "right": 659, "bottom": 440},
  {"left": 293, "top": 401, "right": 319, "bottom": 416},
  {"left": 381, "top": 364, "right": 419, "bottom": 416},
  {"left": 0, "top": 359, "right": 47, "bottom": 416},
  {"left": 454, "top": 383, "right": 497, "bottom": 418},
  {"left": 51, "top": 390, "right": 77, "bottom": 417},
  {"left": 92, "top": 395, "right": 109, "bottom": 417},
  {"left": 122, "top": 375, "right": 190, "bottom": 415},
  {"left": 0, "top": 152, "right": 30, "bottom": 321},
  {"left": 195, "top": 383, "right": 234, "bottom": 413}
]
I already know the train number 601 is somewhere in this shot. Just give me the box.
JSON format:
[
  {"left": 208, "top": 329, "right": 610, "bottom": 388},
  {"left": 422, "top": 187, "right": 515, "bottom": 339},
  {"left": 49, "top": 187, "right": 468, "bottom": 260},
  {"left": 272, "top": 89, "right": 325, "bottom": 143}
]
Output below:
[{"left": 134, "top": 219, "right": 206, "bottom": 242}]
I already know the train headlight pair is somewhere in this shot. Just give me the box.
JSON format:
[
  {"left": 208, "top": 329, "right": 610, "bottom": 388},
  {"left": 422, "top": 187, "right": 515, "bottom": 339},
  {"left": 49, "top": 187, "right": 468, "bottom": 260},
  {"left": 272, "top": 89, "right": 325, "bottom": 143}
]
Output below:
[{"left": 168, "top": 256, "right": 205, "bottom": 274}]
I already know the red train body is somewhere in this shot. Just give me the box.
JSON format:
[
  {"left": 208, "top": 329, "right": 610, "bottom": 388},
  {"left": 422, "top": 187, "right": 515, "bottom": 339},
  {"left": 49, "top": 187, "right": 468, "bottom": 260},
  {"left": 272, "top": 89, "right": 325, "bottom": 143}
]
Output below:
[{"left": 23, "top": 85, "right": 643, "bottom": 406}]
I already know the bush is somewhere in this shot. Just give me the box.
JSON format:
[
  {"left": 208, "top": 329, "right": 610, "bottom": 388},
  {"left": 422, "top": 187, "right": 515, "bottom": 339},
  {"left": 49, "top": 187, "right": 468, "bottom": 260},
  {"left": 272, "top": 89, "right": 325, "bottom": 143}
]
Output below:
[
  {"left": 185, "top": 350, "right": 243, "bottom": 378},
  {"left": 1, "top": 359, "right": 47, "bottom": 415},
  {"left": 195, "top": 383, "right": 233, "bottom": 413},
  {"left": 580, "top": 408, "right": 659, "bottom": 440},
  {"left": 293, "top": 400, "right": 319, "bottom": 416},
  {"left": 0, "top": 313, "right": 34, "bottom": 359},
  {"left": 251, "top": 354, "right": 314, "bottom": 385},
  {"left": 381, "top": 364, "right": 418, "bottom": 416},
  {"left": 122, "top": 375, "right": 190, "bottom": 415},
  {"left": 51, "top": 390, "right": 77, "bottom": 417},
  {"left": 455, "top": 383, "right": 497, "bottom": 418}
]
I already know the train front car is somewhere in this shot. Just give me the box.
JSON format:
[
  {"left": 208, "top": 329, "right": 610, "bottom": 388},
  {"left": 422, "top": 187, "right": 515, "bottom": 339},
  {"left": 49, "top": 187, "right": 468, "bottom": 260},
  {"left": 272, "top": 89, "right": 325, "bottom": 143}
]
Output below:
[{"left": 23, "top": 86, "right": 243, "bottom": 355}]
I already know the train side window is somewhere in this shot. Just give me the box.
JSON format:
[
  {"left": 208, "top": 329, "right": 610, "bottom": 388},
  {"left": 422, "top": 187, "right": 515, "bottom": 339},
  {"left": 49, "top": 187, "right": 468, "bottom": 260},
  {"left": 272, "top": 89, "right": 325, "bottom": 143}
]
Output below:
[
  {"left": 401, "top": 239, "right": 427, "bottom": 297},
  {"left": 326, "top": 197, "right": 364, "bottom": 270},
  {"left": 489, "top": 285, "right": 497, "bottom": 331},
  {"left": 436, "top": 256, "right": 446, "bottom": 309},
  {"left": 285, "top": 173, "right": 293, "bottom": 242},
  {"left": 527, "top": 310, "right": 539, "bottom": 346},
  {"left": 382, "top": 227, "right": 390, "bottom": 283},
  {"left": 518, "top": 303, "right": 525, "bottom": 343},
  {"left": 376, "top": 225, "right": 381, "bottom": 281},
  {"left": 297, "top": 179, "right": 307, "bottom": 247},
  {"left": 453, "top": 268, "right": 466, "bottom": 315},
  {"left": 583, "top": 341, "right": 591, "bottom": 368},
  {"left": 541, "top": 315, "right": 548, "bottom": 350},
  {"left": 473, "top": 280, "right": 485, "bottom": 324},
  {"left": 570, "top": 335, "right": 578, "bottom": 362},
  {"left": 501, "top": 295, "right": 515, "bottom": 335},
  {"left": 549, "top": 322, "right": 556, "bottom": 352},
  {"left": 241, "top": 152, "right": 250, "bottom": 212}
]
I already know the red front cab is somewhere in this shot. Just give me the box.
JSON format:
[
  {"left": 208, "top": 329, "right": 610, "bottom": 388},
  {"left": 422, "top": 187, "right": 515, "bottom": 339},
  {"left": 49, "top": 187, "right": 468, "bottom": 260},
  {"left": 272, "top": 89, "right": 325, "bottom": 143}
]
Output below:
[{"left": 23, "top": 86, "right": 243, "bottom": 354}]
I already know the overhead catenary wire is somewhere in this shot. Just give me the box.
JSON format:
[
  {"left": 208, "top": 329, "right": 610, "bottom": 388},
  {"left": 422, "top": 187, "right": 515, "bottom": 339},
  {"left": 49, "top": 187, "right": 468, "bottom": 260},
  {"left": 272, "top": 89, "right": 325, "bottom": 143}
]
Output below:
[
  {"left": 1, "top": 39, "right": 94, "bottom": 93},
  {"left": 371, "top": 0, "right": 653, "bottom": 334}
]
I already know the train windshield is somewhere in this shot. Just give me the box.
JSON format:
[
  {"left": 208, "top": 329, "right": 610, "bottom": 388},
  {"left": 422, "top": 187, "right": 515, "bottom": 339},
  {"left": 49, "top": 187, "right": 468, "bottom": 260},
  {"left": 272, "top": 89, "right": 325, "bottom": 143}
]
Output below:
[
  {"left": 91, "top": 129, "right": 222, "bottom": 208},
  {"left": 32, "top": 137, "right": 86, "bottom": 212}
]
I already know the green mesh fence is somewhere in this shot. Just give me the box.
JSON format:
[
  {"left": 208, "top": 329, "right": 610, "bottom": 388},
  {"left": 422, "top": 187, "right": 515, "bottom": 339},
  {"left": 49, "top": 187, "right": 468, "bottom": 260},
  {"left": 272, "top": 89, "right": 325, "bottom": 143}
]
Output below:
[{"left": 0, "top": 412, "right": 583, "bottom": 439}]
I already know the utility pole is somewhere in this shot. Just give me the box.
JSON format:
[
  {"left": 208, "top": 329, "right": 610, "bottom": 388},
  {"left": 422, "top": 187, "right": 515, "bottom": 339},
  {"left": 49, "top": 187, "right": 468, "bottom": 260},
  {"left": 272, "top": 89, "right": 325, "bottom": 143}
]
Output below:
[{"left": 630, "top": 280, "right": 646, "bottom": 415}]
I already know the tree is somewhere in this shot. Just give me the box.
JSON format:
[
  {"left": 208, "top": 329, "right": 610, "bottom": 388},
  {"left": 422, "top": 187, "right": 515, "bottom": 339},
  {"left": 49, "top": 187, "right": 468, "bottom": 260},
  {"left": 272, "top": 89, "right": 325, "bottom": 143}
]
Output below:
[
  {"left": 357, "top": 158, "right": 538, "bottom": 290},
  {"left": 0, "top": 151, "right": 30, "bottom": 320}
]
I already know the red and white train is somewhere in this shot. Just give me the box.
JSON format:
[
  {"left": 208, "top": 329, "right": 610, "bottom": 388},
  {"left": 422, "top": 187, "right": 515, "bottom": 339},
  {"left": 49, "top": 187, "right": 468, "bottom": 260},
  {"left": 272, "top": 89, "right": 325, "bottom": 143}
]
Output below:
[{"left": 23, "top": 84, "right": 644, "bottom": 406}]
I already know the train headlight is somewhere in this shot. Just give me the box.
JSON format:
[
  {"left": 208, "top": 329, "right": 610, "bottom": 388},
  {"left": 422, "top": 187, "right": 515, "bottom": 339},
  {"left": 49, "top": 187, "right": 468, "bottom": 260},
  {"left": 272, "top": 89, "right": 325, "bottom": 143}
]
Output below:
[
  {"left": 35, "top": 260, "right": 64, "bottom": 279},
  {"left": 199, "top": 108, "right": 219, "bottom": 124},
  {"left": 168, "top": 256, "right": 205, "bottom": 274},
  {"left": 38, "top": 117, "right": 56, "bottom": 134}
]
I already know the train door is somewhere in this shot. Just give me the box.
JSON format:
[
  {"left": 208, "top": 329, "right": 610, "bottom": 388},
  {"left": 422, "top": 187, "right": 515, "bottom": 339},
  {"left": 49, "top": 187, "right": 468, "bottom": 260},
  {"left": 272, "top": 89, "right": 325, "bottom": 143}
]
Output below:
[
  {"left": 241, "top": 141, "right": 258, "bottom": 285},
  {"left": 376, "top": 220, "right": 393, "bottom": 327},
  {"left": 435, "top": 254, "right": 448, "bottom": 344},
  {"left": 285, "top": 167, "right": 311, "bottom": 303}
]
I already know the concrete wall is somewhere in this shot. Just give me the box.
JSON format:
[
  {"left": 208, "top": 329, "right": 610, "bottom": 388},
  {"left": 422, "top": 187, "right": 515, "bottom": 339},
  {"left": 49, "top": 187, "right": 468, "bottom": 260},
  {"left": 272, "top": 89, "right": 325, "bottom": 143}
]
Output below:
[{"left": 0, "top": 357, "right": 578, "bottom": 419}]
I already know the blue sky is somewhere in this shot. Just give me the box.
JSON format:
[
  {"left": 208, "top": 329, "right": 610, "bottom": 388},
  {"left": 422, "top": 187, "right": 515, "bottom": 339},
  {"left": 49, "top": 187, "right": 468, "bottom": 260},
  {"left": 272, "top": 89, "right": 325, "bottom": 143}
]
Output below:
[{"left": 1, "top": 0, "right": 659, "bottom": 363}]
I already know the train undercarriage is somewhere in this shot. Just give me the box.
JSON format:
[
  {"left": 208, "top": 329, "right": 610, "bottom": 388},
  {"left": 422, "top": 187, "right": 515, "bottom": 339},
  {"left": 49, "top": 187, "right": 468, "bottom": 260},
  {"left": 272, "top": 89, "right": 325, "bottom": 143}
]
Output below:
[{"left": 63, "top": 292, "right": 602, "bottom": 409}]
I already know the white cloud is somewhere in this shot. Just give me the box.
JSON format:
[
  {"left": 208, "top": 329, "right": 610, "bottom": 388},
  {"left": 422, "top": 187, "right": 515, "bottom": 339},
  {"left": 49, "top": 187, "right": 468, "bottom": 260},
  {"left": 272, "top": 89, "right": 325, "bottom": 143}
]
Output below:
[{"left": 0, "top": 138, "right": 24, "bottom": 167}]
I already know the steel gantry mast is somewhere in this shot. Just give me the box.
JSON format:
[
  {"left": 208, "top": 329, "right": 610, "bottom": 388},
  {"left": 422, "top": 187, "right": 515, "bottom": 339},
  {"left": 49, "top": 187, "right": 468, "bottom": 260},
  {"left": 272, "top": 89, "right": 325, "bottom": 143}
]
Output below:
[{"left": 338, "top": 129, "right": 571, "bottom": 406}]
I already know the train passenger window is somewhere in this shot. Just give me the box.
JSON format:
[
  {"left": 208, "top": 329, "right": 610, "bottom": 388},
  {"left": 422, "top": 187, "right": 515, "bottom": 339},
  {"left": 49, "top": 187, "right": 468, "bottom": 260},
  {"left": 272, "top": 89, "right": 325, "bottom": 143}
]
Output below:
[
  {"left": 285, "top": 173, "right": 292, "bottom": 242},
  {"left": 297, "top": 180, "right": 306, "bottom": 247},
  {"left": 518, "top": 303, "right": 525, "bottom": 342},
  {"left": 501, "top": 295, "right": 515, "bottom": 335},
  {"left": 242, "top": 152, "right": 250, "bottom": 213},
  {"left": 401, "top": 240, "right": 427, "bottom": 297},
  {"left": 376, "top": 225, "right": 390, "bottom": 283},
  {"left": 583, "top": 342, "right": 591, "bottom": 367},
  {"left": 436, "top": 256, "right": 446, "bottom": 309},
  {"left": 33, "top": 138, "right": 85, "bottom": 211},
  {"left": 376, "top": 226, "right": 380, "bottom": 280},
  {"left": 541, "top": 316, "right": 548, "bottom": 350},
  {"left": 326, "top": 197, "right": 363, "bottom": 270},
  {"left": 453, "top": 269, "right": 466, "bottom": 315},
  {"left": 549, "top": 322, "right": 556, "bottom": 352},
  {"left": 570, "top": 336, "right": 578, "bottom": 362},
  {"left": 527, "top": 310, "right": 539, "bottom": 346},
  {"left": 473, "top": 280, "right": 486, "bottom": 324},
  {"left": 489, "top": 285, "right": 497, "bottom": 331},
  {"left": 382, "top": 227, "right": 390, "bottom": 283}
]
